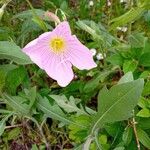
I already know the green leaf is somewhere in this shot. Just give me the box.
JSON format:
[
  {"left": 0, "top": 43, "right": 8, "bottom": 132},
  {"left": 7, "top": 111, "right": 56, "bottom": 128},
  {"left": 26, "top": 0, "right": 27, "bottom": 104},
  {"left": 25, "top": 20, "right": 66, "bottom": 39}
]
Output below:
[
  {"left": 138, "top": 97, "right": 149, "bottom": 108},
  {"left": 99, "top": 134, "right": 107, "bottom": 144},
  {"left": 122, "top": 127, "right": 133, "bottom": 145},
  {"left": 109, "top": 7, "right": 145, "bottom": 31},
  {"left": 0, "top": 118, "right": 6, "bottom": 136},
  {"left": 139, "top": 71, "right": 150, "bottom": 79},
  {"left": 118, "top": 72, "right": 133, "bottom": 84},
  {"left": 142, "top": 81, "right": 150, "bottom": 96},
  {"left": 50, "top": 95, "right": 88, "bottom": 115},
  {"left": 0, "top": 64, "right": 17, "bottom": 73},
  {"left": 76, "top": 20, "right": 103, "bottom": 41},
  {"left": 137, "top": 108, "right": 150, "bottom": 118},
  {"left": 106, "top": 53, "right": 123, "bottom": 66},
  {"left": 139, "top": 52, "right": 150, "bottom": 67},
  {"left": 0, "top": 109, "right": 13, "bottom": 114},
  {"left": 31, "top": 144, "right": 39, "bottom": 150},
  {"left": 7, "top": 128, "right": 20, "bottom": 140},
  {"left": 24, "top": 87, "right": 37, "bottom": 109},
  {"left": 2, "top": 94, "right": 30, "bottom": 115},
  {"left": 0, "top": 64, "right": 17, "bottom": 91},
  {"left": 0, "top": 113, "right": 13, "bottom": 136},
  {"left": 37, "top": 95, "right": 84, "bottom": 127},
  {"left": 5, "top": 66, "right": 28, "bottom": 94},
  {"left": 137, "top": 127, "right": 150, "bottom": 149},
  {"left": 138, "top": 118, "right": 150, "bottom": 130},
  {"left": 68, "top": 115, "right": 91, "bottom": 143},
  {"left": 104, "top": 122, "right": 122, "bottom": 137},
  {"left": 13, "top": 9, "right": 45, "bottom": 19},
  {"left": 91, "top": 79, "right": 144, "bottom": 133},
  {"left": 113, "top": 147, "right": 125, "bottom": 150},
  {"left": 0, "top": 41, "right": 32, "bottom": 64},
  {"left": 83, "top": 70, "right": 112, "bottom": 93},
  {"left": 76, "top": 20, "right": 118, "bottom": 47},
  {"left": 123, "top": 60, "right": 138, "bottom": 73},
  {"left": 0, "top": 70, "right": 6, "bottom": 91},
  {"left": 128, "top": 33, "right": 148, "bottom": 48}
]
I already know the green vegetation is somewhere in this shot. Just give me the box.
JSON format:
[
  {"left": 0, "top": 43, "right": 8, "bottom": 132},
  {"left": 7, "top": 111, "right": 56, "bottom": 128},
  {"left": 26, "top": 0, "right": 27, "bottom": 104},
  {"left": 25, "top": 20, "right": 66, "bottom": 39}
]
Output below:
[{"left": 0, "top": 0, "right": 150, "bottom": 149}]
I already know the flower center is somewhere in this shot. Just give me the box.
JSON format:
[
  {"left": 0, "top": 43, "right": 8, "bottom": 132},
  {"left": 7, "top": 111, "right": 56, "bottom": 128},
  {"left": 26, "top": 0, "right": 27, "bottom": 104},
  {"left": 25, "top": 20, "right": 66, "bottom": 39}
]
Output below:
[{"left": 50, "top": 38, "right": 65, "bottom": 53}]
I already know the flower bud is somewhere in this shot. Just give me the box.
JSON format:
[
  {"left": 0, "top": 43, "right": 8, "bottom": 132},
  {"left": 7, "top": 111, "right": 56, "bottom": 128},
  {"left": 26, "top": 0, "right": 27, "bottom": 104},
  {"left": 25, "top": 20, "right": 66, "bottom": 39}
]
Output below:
[
  {"left": 44, "top": 11, "right": 60, "bottom": 24},
  {"left": 90, "top": 48, "right": 97, "bottom": 56},
  {"left": 96, "top": 53, "right": 106, "bottom": 60},
  {"left": 89, "top": 0, "right": 94, "bottom": 7}
]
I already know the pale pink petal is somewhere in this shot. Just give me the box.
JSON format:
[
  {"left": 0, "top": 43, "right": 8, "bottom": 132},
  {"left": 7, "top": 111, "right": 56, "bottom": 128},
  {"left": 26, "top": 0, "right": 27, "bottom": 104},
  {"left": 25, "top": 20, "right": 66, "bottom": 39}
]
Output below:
[
  {"left": 43, "top": 54, "right": 74, "bottom": 87},
  {"left": 23, "top": 38, "right": 44, "bottom": 69},
  {"left": 22, "top": 32, "right": 55, "bottom": 69},
  {"left": 42, "top": 53, "right": 60, "bottom": 80},
  {"left": 56, "top": 60, "right": 74, "bottom": 87},
  {"left": 38, "top": 32, "right": 53, "bottom": 42},
  {"left": 66, "top": 35, "right": 97, "bottom": 70},
  {"left": 53, "top": 21, "right": 71, "bottom": 37},
  {"left": 23, "top": 38, "right": 37, "bottom": 49}
]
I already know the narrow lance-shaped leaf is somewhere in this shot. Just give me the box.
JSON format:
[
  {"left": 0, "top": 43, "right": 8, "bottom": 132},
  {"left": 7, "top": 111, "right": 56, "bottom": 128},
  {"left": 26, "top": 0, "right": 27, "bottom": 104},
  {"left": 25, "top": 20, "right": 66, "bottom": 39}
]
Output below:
[
  {"left": 0, "top": 118, "right": 6, "bottom": 136},
  {"left": 109, "top": 7, "right": 145, "bottom": 31},
  {"left": 91, "top": 78, "right": 144, "bottom": 134},
  {"left": 0, "top": 41, "right": 32, "bottom": 64},
  {"left": 37, "top": 96, "right": 86, "bottom": 128},
  {"left": 2, "top": 94, "right": 30, "bottom": 115},
  {"left": 137, "top": 127, "right": 150, "bottom": 149},
  {"left": 76, "top": 20, "right": 103, "bottom": 41},
  {"left": 0, "top": 113, "right": 14, "bottom": 136}
]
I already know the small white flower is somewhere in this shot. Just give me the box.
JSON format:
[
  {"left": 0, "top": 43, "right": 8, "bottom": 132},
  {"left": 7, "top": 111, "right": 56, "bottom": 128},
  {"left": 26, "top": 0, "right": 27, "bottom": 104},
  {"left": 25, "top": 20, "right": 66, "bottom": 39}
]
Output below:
[
  {"left": 121, "top": 27, "right": 127, "bottom": 32},
  {"left": 96, "top": 53, "right": 105, "bottom": 60},
  {"left": 120, "top": 0, "right": 127, "bottom": 3},
  {"left": 117, "top": 26, "right": 127, "bottom": 32},
  {"left": 107, "top": 0, "right": 111, "bottom": 6},
  {"left": 89, "top": 0, "right": 94, "bottom": 7},
  {"left": 90, "top": 48, "right": 97, "bottom": 56}
]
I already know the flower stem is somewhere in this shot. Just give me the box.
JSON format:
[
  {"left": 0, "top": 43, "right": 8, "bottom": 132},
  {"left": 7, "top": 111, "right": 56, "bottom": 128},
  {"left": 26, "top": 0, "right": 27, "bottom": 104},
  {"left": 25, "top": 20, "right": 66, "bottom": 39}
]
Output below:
[{"left": 132, "top": 110, "right": 140, "bottom": 150}]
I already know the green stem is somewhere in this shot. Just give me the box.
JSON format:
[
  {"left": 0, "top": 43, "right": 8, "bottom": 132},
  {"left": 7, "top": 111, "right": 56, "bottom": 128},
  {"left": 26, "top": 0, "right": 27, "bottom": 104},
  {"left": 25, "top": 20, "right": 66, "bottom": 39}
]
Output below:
[
  {"left": 127, "top": 0, "right": 133, "bottom": 35},
  {"left": 83, "top": 135, "right": 94, "bottom": 150}
]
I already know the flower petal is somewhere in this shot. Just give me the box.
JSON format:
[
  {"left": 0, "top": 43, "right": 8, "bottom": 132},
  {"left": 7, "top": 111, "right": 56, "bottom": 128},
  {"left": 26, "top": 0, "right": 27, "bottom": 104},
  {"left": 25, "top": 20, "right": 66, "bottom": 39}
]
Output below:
[
  {"left": 56, "top": 60, "right": 74, "bottom": 87},
  {"left": 22, "top": 37, "right": 52, "bottom": 69},
  {"left": 53, "top": 21, "right": 71, "bottom": 37},
  {"left": 43, "top": 54, "right": 74, "bottom": 87},
  {"left": 22, "top": 38, "right": 43, "bottom": 68},
  {"left": 42, "top": 53, "right": 60, "bottom": 80},
  {"left": 66, "top": 35, "right": 97, "bottom": 70},
  {"left": 38, "top": 32, "right": 53, "bottom": 42}
]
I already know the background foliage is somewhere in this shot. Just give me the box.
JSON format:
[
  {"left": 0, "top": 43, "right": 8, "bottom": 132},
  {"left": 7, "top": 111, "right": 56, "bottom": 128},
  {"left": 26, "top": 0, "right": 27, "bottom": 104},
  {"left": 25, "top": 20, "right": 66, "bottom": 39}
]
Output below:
[{"left": 0, "top": 0, "right": 150, "bottom": 149}]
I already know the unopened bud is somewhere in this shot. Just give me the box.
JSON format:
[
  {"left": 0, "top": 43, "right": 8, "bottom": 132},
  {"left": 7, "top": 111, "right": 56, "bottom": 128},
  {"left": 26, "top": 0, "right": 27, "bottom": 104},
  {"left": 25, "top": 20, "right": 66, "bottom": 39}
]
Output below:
[
  {"left": 90, "top": 48, "right": 97, "bottom": 56},
  {"left": 96, "top": 53, "right": 106, "bottom": 60},
  {"left": 89, "top": 1, "right": 94, "bottom": 7},
  {"left": 44, "top": 11, "right": 60, "bottom": 24}
]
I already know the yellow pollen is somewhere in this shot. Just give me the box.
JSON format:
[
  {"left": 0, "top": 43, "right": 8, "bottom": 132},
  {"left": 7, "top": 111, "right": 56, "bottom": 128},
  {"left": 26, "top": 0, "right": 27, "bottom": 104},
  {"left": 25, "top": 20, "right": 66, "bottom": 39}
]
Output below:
[{"left": 50, "top": 38, "right": 65, "bottom": 53}]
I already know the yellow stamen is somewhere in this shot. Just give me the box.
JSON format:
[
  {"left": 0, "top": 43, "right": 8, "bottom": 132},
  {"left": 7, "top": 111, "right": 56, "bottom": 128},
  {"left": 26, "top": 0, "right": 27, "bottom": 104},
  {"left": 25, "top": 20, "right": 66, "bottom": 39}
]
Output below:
[{"left": 50, "top": 38, "right": 65, "bottom": 53}]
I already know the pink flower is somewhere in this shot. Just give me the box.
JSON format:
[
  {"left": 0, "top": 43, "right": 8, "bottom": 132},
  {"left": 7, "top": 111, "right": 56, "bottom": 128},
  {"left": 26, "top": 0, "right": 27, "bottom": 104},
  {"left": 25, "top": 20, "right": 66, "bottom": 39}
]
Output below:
[{"left": 22, "top": 21, "right": 97, "bottom": 87}]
